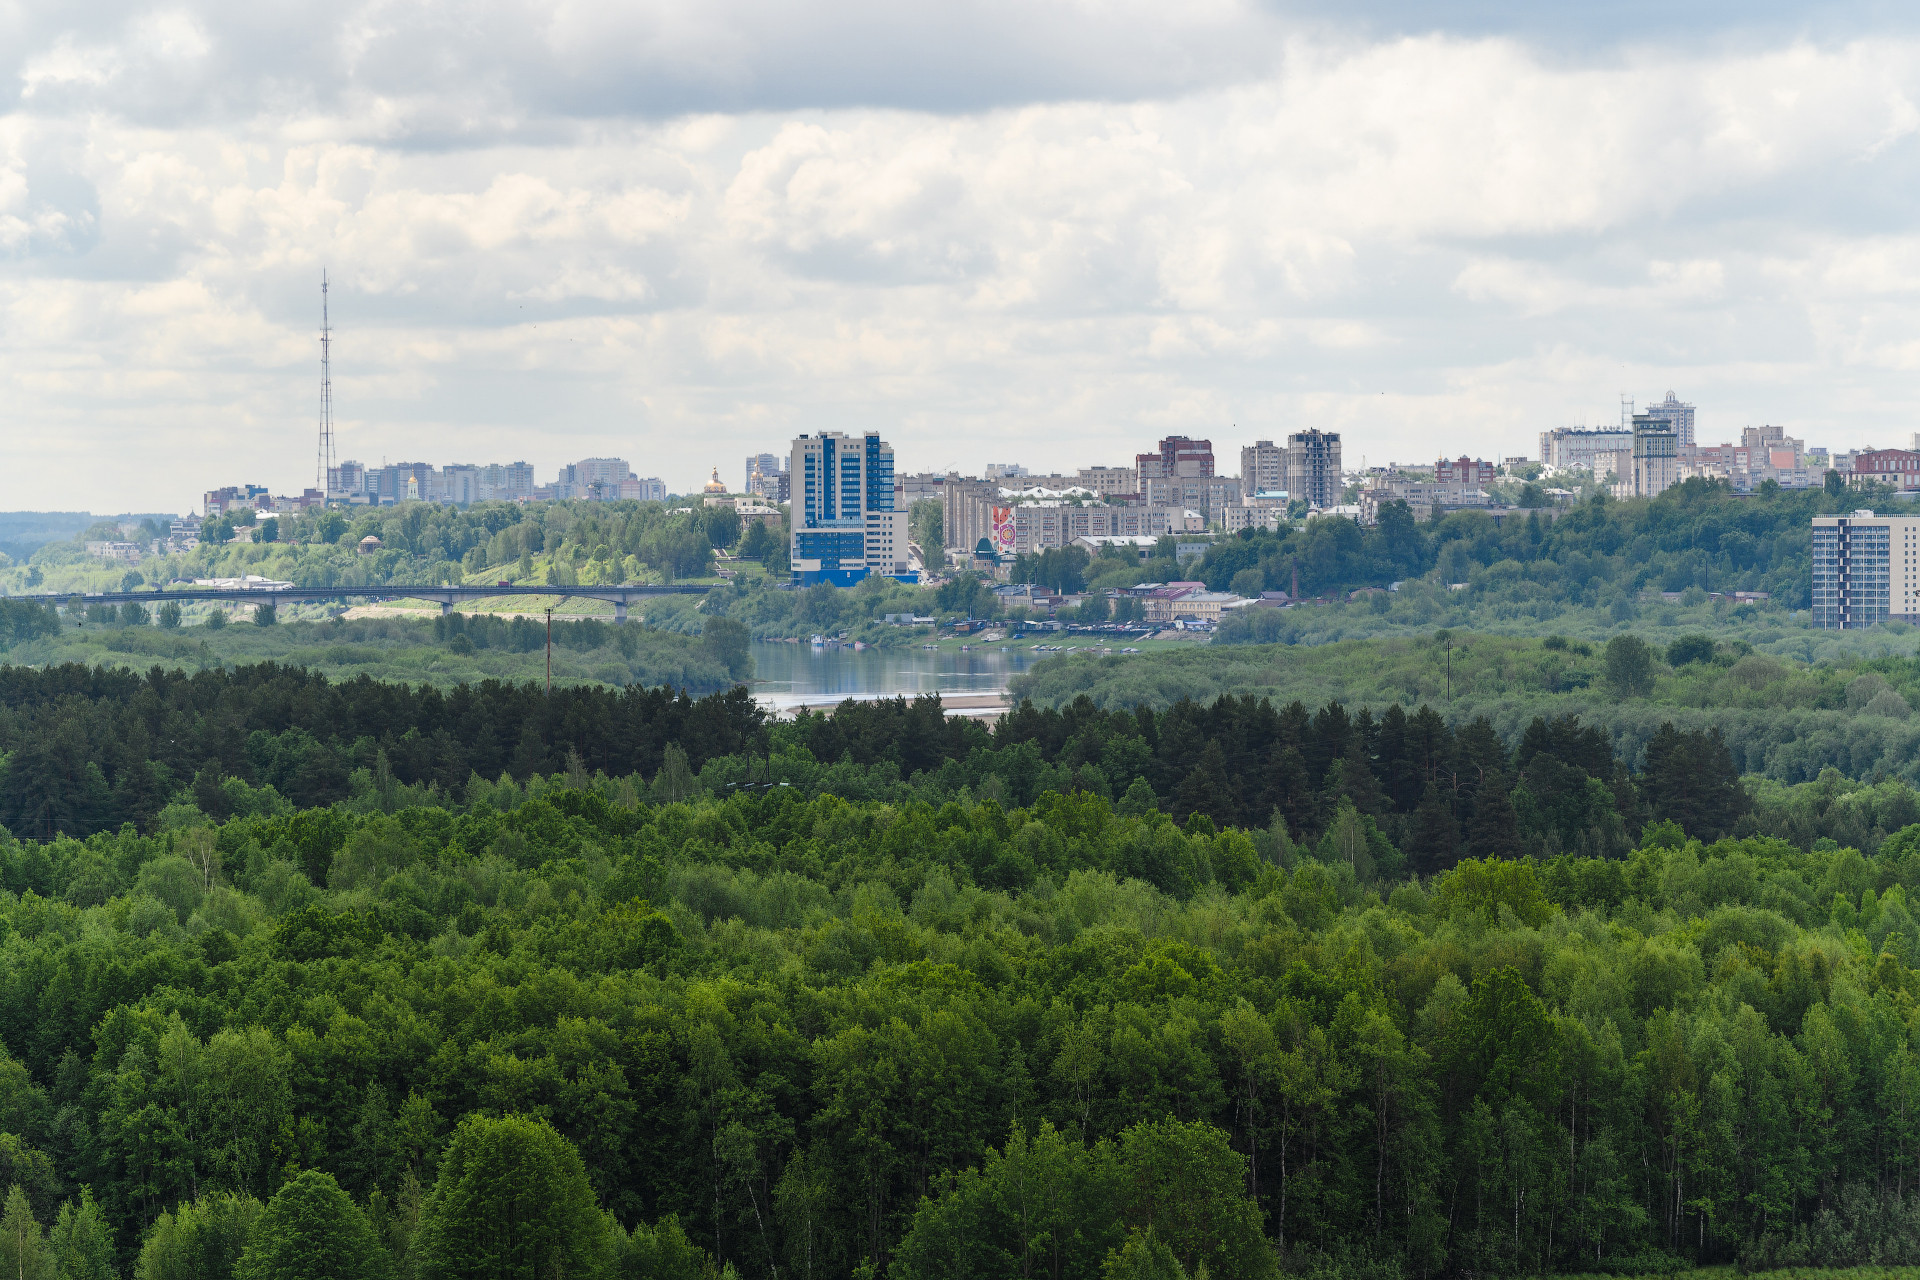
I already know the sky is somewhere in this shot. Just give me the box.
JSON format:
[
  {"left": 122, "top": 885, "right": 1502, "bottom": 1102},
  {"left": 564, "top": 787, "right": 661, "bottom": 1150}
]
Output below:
[{"left": 6, "top": 0, "right": 1920, "bottom": 511}]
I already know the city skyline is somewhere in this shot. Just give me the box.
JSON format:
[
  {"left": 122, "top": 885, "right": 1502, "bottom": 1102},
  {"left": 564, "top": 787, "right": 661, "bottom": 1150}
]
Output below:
[{"left": 9, "top": 3, "right": 1920, "bottom": 510}]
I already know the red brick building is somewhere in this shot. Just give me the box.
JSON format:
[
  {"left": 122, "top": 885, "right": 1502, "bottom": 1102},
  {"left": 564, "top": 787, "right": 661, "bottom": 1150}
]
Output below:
[
  {"left": 1851, "top": 450, "right": 1920, "bottom": 488},
  {"left": 1435, "top": 456, "right": 1497, "bottom": 485}
]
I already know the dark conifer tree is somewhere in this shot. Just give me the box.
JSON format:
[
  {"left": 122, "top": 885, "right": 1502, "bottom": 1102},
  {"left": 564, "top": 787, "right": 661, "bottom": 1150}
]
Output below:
[
  {"left": 1262, "top": 746, "right": 1320, "bottom": 840},
  {"left": 1407, "top": 704, "right": 1453, "bottom": 791},
  {"left": 1466, "top": 770, "right": 1524, "bottom": 861},
  {"left": 1407, "top": 781, "right": 1461, "bottom": 876},
  {"left": 1175, "top": 741, "right": 1238, "bottom": 828},
  {"left": 1640, "top": 722, "right": 1749, "bottom": 840},
  {"left": 1375, "top": 703, "right": 1420, "bottom": 813},
  {"left": 1307, "top": 702, "right": 1352, "bottom": 785},
  {"left": 1453, "top": 715, "right": 1508, "bottom": 802}
]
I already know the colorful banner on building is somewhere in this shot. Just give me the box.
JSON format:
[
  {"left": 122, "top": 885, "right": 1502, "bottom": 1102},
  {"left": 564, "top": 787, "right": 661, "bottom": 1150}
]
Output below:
[{"left": 991, "top": 506, "right": 1016, "bottom": 556}]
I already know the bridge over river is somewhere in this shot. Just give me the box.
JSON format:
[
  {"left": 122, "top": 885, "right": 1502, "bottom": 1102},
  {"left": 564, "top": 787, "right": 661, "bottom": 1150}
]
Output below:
[{"left": 23, "top": 583, "right": 710, "bottom": 623}]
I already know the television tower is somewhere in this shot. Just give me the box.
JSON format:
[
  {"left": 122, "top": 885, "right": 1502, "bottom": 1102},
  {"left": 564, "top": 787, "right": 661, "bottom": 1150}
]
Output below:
[{"left": 317, "top": 270, "right": 335, "bottom": 492}]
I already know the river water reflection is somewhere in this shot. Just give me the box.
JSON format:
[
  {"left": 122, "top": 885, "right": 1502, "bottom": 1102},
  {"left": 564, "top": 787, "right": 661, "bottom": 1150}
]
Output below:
[{"left": 749, "top": 640, "right": 1046, "bottom": 711}]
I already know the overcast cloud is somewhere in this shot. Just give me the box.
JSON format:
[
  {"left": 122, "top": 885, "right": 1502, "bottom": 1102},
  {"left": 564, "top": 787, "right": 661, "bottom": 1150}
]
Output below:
[{"left": 5, "top": 0, "right": 1920, "bottom": 509}]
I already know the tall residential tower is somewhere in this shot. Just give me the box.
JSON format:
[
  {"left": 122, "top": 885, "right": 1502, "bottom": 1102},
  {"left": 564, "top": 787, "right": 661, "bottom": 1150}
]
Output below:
[
  {"left": 1809, "top": 510, "right": 1920, "bottom": 628},
  {"left": 1286, "top": 429, "right": 1343, "bottom": 509},
  {"left": 789, "top": 432, "right": 913, "bottom": 587}
]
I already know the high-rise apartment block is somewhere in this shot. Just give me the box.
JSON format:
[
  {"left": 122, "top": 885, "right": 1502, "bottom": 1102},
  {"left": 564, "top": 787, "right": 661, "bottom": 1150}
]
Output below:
[
  {"left": 481, "top": 462, "right": 536, "bottom": 502},
  {"left": 1810, "top": 511, "right": 1920, "bottom": 627},
  {"left": 1240, "top": 441, "right": 1286, "bottom": 494},
  {"left": 1643, "top": 391, "right": 1696, "bottom": 448},
  {"left": 1285, "top": 430, "right": 1343, "bottom": 509},
  {"left": 1135, "top": 436, "right": 1214, "bottom": 492},
  {"left": 439, "top": 465, "right": 482, "bottom": 506},
  {"left": 328, "top": 461, "right": 366, "bottom": 496},
  {"left": 555, "top": 458, "right": 633, "bottom": 500},
  {"left": 1617, "top": 414, "right": 1679, "bottom": 498},
  {"left": 789, "top": 432, "right": 913, "bottom": 586}
]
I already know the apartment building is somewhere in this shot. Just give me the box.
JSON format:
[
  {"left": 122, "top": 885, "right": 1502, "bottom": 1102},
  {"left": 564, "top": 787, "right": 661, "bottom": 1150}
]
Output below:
[
  {"left": 1140, "top": 475, "right": 1242, "bottom": 520},
  {"left": 1848, "top": 450, "right": 1920, "bottom": 489},
  {"left": 790, "top": 431, "right": 912, "bottom": 585},
  {"left": 1643, "top": 391, "right": 1697, "bottom": 448},
  {"left": 744, "top": 453, "right": 786, "bottom": 492},
  {"left": 1240, "top": 441, "right": 1287, "bottom": 495},
  {"left": 1360, "top": 482, "right": 1489, "bottom": 524},
  {"left": 1435, "top": 457, "right": 1498, "bottom": 486},
  {"left": 1286, "top": 430, "right": 1343, "bottom": 509},
  {"left": 1810, "top": 511, "right": 1920, "bottom": 627},
  {"left": 1135, "top": 436, "right": 1214, "bottom": 493},
  {"left": 1006, "top": 504, "right": 1201, "bottom": 554},
  {"left": 1539, "top": 427, "right": 1634, "bottom": 472},
  {"left": 1076, "top": 466, "right": 1139, "bottom": 499}
]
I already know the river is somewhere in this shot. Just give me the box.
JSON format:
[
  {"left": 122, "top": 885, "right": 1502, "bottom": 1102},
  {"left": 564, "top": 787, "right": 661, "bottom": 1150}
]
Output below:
[{"left": 749, "top": 640, "right": 1047, "bottom": 714}]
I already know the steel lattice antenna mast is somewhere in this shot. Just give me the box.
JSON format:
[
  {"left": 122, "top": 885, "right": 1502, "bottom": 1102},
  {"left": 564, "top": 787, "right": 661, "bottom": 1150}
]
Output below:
[{"left": 317, "top": 270, "right": 335, "bottom": 492}]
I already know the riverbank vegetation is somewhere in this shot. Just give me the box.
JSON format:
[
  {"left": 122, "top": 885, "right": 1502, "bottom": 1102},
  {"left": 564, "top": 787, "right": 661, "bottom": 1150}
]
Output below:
[
  {"left": 1011, "top": 631, "right": 1920, "bottom": 786},
  {"left": 0, "top": 599, "right": 747, "bottom": 697}
]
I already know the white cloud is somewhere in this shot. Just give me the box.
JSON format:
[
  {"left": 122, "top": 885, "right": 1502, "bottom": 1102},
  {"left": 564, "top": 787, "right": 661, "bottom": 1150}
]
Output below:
[{"left": 6, "top": 17, "right": 1920, "bottom": 507}]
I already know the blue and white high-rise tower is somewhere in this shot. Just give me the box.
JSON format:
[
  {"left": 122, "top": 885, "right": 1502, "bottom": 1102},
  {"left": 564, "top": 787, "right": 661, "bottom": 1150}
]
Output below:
[{"left": 788, "top": 432, "right": 914, "bottom": 587}]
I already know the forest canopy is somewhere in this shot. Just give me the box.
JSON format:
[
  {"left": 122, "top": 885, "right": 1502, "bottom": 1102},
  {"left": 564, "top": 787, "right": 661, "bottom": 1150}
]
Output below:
[{"left": 0, "top": 730, "right": 1911, "bottom": 1278}]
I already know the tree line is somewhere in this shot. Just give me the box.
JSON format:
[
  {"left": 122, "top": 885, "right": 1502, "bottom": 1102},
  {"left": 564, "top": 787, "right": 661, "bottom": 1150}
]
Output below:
[
  {"left": 0, "top": 658, "right": 1753, "bottom": 869},
  {"left": 0, "top": 663, "right": 763, "bottom": 840},
  {"left": 1198, "top": 477, "right": 1854, "bottom": 609}
]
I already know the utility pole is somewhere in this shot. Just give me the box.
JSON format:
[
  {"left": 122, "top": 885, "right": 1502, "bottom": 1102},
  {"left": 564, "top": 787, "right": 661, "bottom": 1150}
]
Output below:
[
  {"left": 1446, "top": 636, "right": 1453, "bottom": 701},
  {"left": 545, "top": 606, "right": 553, "bottom": 694}
]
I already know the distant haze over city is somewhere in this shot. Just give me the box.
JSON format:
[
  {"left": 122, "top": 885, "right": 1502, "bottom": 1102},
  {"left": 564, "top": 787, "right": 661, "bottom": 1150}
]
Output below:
[{"left": 6, "top": 0, "right": 1920, "bottom": 510}]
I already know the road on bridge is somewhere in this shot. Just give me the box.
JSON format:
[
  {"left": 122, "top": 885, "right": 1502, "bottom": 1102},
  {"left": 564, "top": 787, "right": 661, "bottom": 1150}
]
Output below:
[{"left": 22, "top": 583, "right": 715, "bottom": 622}]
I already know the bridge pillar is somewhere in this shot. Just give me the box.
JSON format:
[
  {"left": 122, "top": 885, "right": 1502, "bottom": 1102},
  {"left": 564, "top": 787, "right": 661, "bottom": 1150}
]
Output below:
[
  {"left": 615, "top": 601, "right": 628, "bottom": 625},
  {"left": 439, "top": 600, "right": 452, "bottom": 616}
]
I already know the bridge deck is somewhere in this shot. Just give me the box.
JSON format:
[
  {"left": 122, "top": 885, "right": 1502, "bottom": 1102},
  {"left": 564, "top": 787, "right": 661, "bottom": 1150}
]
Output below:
[{"left": 21, "top": 583, "right": 713, "bottom": 612}]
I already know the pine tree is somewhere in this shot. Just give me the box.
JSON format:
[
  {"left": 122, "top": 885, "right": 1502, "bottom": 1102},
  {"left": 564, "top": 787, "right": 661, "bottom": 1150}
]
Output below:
[
  {"left": 1174, "top": 742, "right": 1236, "bottom": 828},
  {"left": 1407, "top": 781, "right": 1460, "bottom": 876},
  {"left": 1332, "top": 741, "right": 1386, "bottom": 815},
  {"left": 1374, "top": 704, "right": 1420, "bottom": 813},
  {"left": 1453, "top": 714, "right": 1508, "bottom": 803},
  {"left": 1466, "top": 772, "right": 1524, "bottom": 861},
  {"left": 1640, "top": 722, "right": 1748, "bottom": 840}
]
